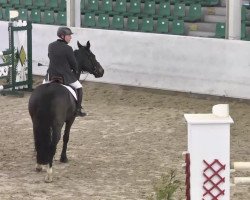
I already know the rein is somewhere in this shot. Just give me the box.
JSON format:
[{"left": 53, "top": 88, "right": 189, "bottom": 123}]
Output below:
[{"left": 80, "top": 72, "right": 89, "bottom": 81}]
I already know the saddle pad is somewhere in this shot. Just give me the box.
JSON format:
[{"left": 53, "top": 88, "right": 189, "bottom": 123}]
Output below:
[
  {"left": 62, "top": 85, "right": 77, "bottom": 100},
  {"left": 42, "top": 80, "right": 77, "bottom": 100}
]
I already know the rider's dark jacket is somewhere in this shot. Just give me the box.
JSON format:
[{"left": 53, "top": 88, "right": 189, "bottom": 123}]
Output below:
[{"left": 47, "top": 39, "right": 78, "bottom": 85}]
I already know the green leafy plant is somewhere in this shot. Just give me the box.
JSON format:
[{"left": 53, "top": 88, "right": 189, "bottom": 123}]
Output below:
[{"left": 147, "top": 169, "right": 181, "bottom": 200}]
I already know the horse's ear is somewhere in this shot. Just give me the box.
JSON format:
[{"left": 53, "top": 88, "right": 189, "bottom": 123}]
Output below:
[
  {"left": 77, "top": 41, "right": 83, "bottom": 48},
  {"left": 86, "top": 41, "right": 91, "bottom": 49}
]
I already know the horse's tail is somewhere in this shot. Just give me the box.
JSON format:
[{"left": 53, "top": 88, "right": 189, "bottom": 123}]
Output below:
[{"left": 32, "top": 109, "right": 52, "bottom": 165}]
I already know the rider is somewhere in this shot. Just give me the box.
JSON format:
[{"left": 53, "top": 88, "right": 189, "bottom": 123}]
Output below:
[{"left": 46, "top": 26, "right": 86, "bottom": 117}]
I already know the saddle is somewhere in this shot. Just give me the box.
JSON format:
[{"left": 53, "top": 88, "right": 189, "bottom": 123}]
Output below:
[
  {"left": 43, "top": 75, "right": 77, "bottom": 100},
  {"left": 51, "top": 76, "right": 64, "bottom": 84}
]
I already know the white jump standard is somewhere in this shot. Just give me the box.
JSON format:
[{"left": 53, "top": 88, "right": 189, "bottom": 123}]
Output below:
[{"left": 184, "top": 104, "right": 234, "bottom": 200}]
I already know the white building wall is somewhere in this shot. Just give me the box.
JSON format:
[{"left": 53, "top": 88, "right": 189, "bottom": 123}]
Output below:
[{"left": 1, "top": 21, "right": 250, "bottom": 99}]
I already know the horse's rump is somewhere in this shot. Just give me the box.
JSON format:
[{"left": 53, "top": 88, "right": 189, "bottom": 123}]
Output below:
[{"left": 29, "top": 83, "right": 76, "bottom": 164}]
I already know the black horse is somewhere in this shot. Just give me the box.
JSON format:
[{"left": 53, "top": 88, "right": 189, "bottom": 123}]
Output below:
[{"left": 28, "top": 41, "right": 104, "bottom": 182}]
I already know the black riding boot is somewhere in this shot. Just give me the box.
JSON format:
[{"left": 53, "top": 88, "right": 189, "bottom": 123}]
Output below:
[{"left": 76, "top": 88, "right": 87, "bottom": 117}]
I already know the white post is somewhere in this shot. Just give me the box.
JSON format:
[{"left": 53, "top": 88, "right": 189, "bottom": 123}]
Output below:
[
  {"left": 184, "top": 104, "right": 233, "bottom": 200},
  {"left": 67, "top": 0, "right": 81, "bottom": 27},
  {"left": 66, "top": 0, "right": 75, "bottom": 27},
  {"left": 227, "top": 0, "right": 242, "bottom": 40},
  {"left": 75, "top": 0, "right": 81, "bottom": 27}
]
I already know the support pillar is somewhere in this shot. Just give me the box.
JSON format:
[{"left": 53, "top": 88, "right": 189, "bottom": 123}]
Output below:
[
  {"left": 226, "top": 0, "right": 242, "bottom": 40},
  {"left": 66, "top": 0, "right": 81, "bottom": 27}
]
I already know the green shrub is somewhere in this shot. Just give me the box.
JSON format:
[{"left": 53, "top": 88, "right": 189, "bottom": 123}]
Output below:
[{"left": 147, "top": 169, "right": 181, "bottom": 200}]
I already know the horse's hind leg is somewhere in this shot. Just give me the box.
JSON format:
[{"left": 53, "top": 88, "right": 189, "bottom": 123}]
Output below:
[
  {"left": 45, "top": 143, "right": 59, "bottom": 183},
  {"left": 45, "top": 163, "right": 53, "bottom": 183},
  {"left": 60, "top": 118, "right": 75, "bottom": 163},
  {"left": 45, "top": 125, "right": 63, "bottom": 183}
]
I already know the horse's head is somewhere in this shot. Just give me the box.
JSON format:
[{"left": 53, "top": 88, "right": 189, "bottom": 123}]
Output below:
[{"left": 74, "top": 41, "right": 104, "bottom": 78}]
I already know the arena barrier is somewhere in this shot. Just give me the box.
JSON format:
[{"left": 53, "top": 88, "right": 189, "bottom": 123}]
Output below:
[
  {"left": 183, "top": 104, "right": 249, "bottom": 200},
  {"left": 0, "top": 20, "right": 32, "bottom": 94}
]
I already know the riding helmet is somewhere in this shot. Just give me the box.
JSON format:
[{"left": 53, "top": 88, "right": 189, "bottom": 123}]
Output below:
[{"left": 57, "top": 27, "right": 73, "bottom": 38}]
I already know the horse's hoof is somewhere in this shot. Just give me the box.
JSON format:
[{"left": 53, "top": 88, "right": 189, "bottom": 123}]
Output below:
[
  {"left": 36, "top": 167, "right": 42, "bottom": 172},
  {"left": 60, "top": 157, "right": 68, "bottom": 163},
  {"left": 45, "top": 175, "right": 53, "bottom": 183},
  {"left": 36, "top": 164, "right": 43, "bottom": 172}
]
